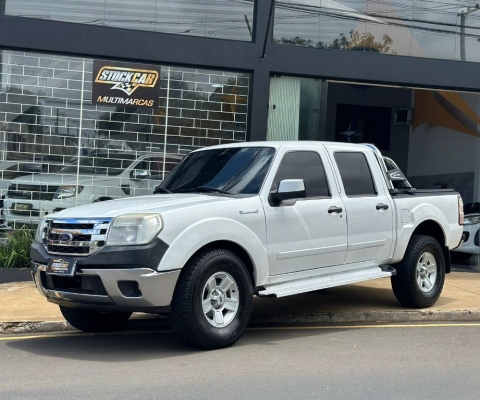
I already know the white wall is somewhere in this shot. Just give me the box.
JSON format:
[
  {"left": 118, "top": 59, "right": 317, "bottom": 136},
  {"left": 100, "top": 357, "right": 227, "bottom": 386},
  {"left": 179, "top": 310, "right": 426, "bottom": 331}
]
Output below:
[
  {"left": 407, "top": 124, "right": 477, "bottom": 176},
  {"left": 407, "top": 92, "right": 480, "bottom": 177}
]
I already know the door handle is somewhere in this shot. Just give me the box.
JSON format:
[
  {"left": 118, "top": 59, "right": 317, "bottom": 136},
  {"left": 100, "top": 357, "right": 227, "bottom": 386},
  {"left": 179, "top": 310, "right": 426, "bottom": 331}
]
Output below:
[
  {"left": 328, "top": 206, "right": 343, "bottom": 214},
  {"left": 376, "top": 203, "right": 389, "bottom": 211}
]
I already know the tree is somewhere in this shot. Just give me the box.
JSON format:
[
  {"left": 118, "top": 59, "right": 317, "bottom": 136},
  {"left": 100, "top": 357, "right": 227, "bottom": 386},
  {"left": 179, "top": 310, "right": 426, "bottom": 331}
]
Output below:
[{"left": 275, "top": 30, "right": 397, "bottom": 55}]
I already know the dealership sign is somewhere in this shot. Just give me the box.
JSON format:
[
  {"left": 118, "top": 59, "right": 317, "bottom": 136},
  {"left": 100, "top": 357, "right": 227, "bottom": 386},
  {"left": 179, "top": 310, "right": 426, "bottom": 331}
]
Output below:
[{"left": 92, "top": 60, "right": 160, "bottom": 108}]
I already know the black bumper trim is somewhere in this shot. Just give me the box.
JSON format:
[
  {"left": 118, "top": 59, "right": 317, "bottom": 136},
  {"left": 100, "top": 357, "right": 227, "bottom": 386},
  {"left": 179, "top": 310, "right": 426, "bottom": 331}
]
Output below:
[{"left": 30, "top": 238, "right": 169, "bottom": 270}]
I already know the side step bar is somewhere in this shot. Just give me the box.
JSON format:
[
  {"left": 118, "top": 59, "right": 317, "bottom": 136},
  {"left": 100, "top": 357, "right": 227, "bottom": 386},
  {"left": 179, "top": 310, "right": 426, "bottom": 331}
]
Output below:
[{"left": 258, "top": 266, "right": 396, "bottom": 298}]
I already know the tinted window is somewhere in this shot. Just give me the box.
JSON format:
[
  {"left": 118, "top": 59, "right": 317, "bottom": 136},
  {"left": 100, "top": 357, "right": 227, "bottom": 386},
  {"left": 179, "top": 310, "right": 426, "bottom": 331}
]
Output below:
[
  {"left": 272, "top": 151, "right": 330, "bottom": 198},
  {"left": 334, "top": 152, "right": 376, "bottom": 196},
  {"left": 160, "top": 147, "right": 275, "bottom": 195}
]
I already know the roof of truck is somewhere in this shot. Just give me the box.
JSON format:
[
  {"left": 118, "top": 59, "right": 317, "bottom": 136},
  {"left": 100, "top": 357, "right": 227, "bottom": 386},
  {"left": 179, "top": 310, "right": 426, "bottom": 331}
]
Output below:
[{"left": 195, "top": 141, "right": 377, "bottom": 152}]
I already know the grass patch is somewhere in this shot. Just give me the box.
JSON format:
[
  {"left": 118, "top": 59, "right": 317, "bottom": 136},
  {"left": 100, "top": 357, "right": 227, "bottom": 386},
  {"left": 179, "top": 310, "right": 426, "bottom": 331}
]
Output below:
[{"left": 0, "top": 227, "right": 35, "bottom": 269}]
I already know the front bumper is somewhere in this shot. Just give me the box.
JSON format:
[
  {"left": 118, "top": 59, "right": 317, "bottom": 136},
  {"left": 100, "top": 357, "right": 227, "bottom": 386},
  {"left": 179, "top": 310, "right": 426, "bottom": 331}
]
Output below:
[
  {"left": 32, "top": 263, "right": 180, "bottom": 312},
  {"left": 30, "top": 237, "right": 177, "bottom": 313}
]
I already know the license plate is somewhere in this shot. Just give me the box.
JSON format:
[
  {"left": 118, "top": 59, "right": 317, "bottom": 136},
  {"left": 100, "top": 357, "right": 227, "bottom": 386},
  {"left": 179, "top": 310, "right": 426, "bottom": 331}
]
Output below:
[
  {"left": 47, "top": 258, "right": 77, "bottom": 277},
  {"left": 14, "top": 203, "right": 32, "bottom": 211}
]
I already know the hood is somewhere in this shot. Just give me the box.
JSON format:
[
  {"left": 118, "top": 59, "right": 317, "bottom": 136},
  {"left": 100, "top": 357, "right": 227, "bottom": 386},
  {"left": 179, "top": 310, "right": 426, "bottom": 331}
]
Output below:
[
  {"left": 10, "top": 173, "right": 114, "bottom": 186},
  {"left": 52, "top": 194, "right": 234, "bottom": 218}
]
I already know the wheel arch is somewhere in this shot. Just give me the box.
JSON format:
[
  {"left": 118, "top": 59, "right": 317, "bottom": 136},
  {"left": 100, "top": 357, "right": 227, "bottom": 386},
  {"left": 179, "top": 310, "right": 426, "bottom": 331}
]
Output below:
[
  {"left": 158, "top": 218, "right": 269, "bottom": 286},
  {"left": 410, "top": 220, "right": 450, "bottom": 273},
  {"left": 185, "top": 240, "right": 257, "bottom": 289},
  {"left": 412, "top": 220, "right": 446, "bottom": 247}
]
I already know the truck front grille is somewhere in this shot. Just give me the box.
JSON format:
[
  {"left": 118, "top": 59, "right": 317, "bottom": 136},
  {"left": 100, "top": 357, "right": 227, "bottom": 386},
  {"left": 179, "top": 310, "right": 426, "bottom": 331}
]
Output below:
[
  {"left": 8, "top": 183, "right": 59, "bottom": 201},
  {"left": 42, "top": 218, "right": 113, "bottom": 256}
]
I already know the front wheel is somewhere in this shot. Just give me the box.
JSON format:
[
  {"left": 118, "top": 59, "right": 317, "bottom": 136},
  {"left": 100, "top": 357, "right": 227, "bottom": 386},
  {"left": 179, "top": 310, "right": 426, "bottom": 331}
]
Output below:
[
  {"left": 171, "top": 248, "right": 253, "bottom": 350},
  {"left": 60, "top": 306, "right": 132, "bottom": 333},
  {"left": 391, "top": 235, "right": 446, "bottom": 308}
]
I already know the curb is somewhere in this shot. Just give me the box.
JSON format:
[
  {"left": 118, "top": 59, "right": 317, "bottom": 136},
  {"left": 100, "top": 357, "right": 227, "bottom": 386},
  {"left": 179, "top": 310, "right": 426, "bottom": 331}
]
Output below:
[
  {"left": 0, "top": 268, "right": 32, "bottom": 284},
  {"left": 1, "top": 310, "right": 479, "bottom": 335},
  {"left": 250, "top": 310, "right": 480, "bottom": 325}
]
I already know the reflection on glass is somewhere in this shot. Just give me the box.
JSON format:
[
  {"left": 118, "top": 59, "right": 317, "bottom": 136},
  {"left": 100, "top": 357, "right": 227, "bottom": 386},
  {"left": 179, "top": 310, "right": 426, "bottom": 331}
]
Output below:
[
  {"left": 5, "top": 0, "right": 254, "bottom": 41},
  {"left": 274, "top": 0, "right": 480, "bottom": 62},
  {"left": 59, "top": 152, "right": 138, "bottom": 176},
  {"left": 410, "top": 0, "right": 457, "bottom": 60},
  {"left": 159, "top": 147, "right": 276, "bottom": 195},
  {"left": 459, "top": 8, "right": 480, "bottom": 62},
  {"left": 0, "top": 50, "right": 250, "bottom": 230}
]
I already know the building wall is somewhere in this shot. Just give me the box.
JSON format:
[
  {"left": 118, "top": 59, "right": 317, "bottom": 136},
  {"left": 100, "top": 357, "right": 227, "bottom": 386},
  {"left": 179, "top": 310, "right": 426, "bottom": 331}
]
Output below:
[
  {"left": 325, "top": 82, "right": 412, "bottom": 172},
  {"left": 407, "top": 92, "right": 480, "bottom": 203}
]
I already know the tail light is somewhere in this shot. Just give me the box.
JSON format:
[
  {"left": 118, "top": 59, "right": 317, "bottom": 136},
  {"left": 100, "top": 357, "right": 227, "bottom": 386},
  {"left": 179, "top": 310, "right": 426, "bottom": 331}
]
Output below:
[{"left": 458, "top": 195, "right": 464, "bottom": 226}]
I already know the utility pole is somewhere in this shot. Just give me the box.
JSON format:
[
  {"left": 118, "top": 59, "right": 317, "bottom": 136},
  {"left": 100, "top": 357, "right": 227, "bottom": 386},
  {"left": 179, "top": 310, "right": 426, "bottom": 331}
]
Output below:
[{"left": 458, "top": 4, "right": 480, "bottom": 61}]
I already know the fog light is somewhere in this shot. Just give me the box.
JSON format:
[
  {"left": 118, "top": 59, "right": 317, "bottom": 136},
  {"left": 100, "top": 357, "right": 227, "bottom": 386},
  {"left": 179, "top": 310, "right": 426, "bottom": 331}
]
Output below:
[{"left": 118, "top": 281, "right": 142, "bottom": 298}]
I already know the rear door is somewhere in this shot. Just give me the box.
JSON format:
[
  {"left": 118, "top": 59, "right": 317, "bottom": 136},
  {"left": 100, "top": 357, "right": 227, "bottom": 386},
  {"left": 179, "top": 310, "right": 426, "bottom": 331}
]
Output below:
[{"left": 325, "top": 145, "right": 394, "bottom": 264}]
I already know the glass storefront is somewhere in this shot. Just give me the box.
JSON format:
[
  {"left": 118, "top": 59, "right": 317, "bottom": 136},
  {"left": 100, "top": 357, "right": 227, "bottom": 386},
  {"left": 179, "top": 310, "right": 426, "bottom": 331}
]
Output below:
[
  {"left": 267, "top": 75, "right": 480, "bottom": 271},
  {"left": 0, "top": 50, "right": 250, "bottom": 228},
  {"left": 4, "top": 0, "right": 255, "bottom": 41},
  {"left": 274, "top": 0, "right": 480, "bottom": 62}
]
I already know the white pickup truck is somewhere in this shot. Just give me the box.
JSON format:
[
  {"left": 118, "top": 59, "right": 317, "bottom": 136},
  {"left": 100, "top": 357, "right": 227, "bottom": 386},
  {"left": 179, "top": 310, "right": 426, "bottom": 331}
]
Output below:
[
  {"left": 30, "top": 142, "right": 464, "bottom": 349},
  {"left": 4, "top": 151, "right": 182, "bottom": 227}
]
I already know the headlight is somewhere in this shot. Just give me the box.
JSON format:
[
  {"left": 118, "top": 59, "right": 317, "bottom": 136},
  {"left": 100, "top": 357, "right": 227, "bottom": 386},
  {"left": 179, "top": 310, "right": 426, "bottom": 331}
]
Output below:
[
  {"left": 35, "top": 217, "right": 47, "bottom": 243},
  {"left": 463, "top": 216, "right": 480, "bottom": 226},
  {"left": 54, "top": 186, "right": 84, "bottom": 200},
  {"left": 106, "top": 214, "right": 162, "bottom": 246}
]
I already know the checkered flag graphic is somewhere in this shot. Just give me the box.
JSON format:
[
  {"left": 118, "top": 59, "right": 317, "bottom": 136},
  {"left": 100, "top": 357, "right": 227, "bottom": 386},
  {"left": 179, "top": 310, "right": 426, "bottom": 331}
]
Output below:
[{"left": 111, "top": 82, "right": 138, "bottom": 96}]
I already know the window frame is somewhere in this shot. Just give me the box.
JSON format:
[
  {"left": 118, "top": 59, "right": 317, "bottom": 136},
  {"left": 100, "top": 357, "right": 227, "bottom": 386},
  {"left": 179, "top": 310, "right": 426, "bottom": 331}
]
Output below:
[
  {"left": 333, "top": 151, "right": 378, "bottom": 198},
  {"left": 271, "top": 150, "right": 332, "bottom": 200}
]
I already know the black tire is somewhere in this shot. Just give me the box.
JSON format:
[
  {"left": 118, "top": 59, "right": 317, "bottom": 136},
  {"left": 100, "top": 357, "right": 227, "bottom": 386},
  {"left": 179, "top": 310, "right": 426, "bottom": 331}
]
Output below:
[
  {"left": 171, "top": 248, "right": 253, "bottom": 350},
  {"left": 450, "top": 252, "right": 472, "bottom": 264},
  {"left": 391, "top": 235, "right": 446, "bottom": 308},
  {"left": 60, "top": 306, "right": 132, "bottom": 333}
]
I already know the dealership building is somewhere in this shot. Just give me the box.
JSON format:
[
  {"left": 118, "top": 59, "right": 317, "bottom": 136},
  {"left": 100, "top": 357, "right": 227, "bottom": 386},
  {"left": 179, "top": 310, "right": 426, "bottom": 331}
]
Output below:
[{"left": 1, "top": 0, "right": 480, "bottom": 269}]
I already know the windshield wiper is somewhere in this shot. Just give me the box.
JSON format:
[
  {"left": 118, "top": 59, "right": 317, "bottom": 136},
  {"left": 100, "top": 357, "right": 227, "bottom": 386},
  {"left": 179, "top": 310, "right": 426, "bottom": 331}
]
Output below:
[
  {"left": 153, "top": 186, "right": 172, "bottom": 194},
  {"left": 195, "top": 186, "right": 232, "bottom": 195},
  {"left": 174, "top": 186, "right": 232, "bottom": 195}
]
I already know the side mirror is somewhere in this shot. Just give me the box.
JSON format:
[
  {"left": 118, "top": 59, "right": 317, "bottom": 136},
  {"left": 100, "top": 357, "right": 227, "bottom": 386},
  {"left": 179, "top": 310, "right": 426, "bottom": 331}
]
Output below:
[
  {"left": 130, "top": 169, "right": 150, "bottom": 180},
  {"left": 270, "top": 179, "right": 306, "bottom": 205}
]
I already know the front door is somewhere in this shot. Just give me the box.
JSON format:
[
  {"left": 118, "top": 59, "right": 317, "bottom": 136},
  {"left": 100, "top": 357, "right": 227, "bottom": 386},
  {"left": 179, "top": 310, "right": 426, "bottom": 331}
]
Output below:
[{"left": 262, "top": 147, "right": 348, "bottom": 276}]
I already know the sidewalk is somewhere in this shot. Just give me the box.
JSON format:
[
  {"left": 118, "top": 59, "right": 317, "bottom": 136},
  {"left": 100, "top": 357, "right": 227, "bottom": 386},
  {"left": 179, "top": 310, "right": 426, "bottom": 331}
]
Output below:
[{"left": 1, "top": 272, "right": 479, "bottom": 333}]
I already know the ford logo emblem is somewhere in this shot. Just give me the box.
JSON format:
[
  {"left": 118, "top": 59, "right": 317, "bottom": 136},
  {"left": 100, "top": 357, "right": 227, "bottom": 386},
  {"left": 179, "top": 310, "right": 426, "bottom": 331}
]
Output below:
[{"left": 59, "top": 233, "right": 73, "bottom": 242}]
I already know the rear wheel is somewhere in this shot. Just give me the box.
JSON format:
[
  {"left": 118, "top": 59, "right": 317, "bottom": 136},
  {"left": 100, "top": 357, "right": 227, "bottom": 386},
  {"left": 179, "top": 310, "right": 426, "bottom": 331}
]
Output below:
[
  {"left": 391, "top": 235, "right": 445, "bottom": 308},
  {"left": 60, "top": 306, "right": 132, "bottom": 333},
  {"left": 171, "top": 248, "right": 253, "bottom": 350}
]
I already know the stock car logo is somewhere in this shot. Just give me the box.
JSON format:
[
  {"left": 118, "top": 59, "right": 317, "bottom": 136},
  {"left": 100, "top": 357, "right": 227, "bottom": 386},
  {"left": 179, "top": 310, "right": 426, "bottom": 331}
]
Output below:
[
  {"left": 92, "top": 62, "right": 160, "bottom": 109},
  {"left": 95, "top": 66, "right": 159, "bottom": 96}
]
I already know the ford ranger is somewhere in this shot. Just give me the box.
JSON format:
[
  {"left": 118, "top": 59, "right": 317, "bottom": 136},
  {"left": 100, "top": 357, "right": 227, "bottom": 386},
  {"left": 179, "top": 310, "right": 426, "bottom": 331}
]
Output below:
[{"left": 30, "top": 142, "right": 464, "bottom": 349}]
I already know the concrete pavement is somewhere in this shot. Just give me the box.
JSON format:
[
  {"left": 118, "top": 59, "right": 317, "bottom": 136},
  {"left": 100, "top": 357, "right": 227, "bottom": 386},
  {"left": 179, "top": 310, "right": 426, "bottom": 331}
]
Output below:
[{"left": 1, "top": 271, "right": 479, "bottom": 334}]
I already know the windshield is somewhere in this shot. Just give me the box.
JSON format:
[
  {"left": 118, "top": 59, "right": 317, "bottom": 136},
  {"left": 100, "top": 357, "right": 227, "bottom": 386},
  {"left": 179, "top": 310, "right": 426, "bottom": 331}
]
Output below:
[
  {"left": 60, "top": 154, "right": 137, "bottom": 176},
  {"left": 159, "top": 147, "right": 276, "bottom": 195}
]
